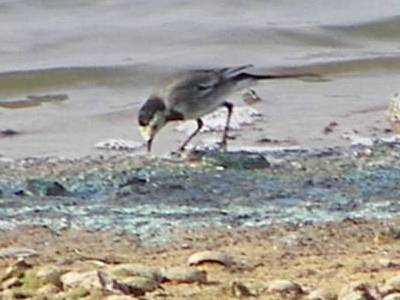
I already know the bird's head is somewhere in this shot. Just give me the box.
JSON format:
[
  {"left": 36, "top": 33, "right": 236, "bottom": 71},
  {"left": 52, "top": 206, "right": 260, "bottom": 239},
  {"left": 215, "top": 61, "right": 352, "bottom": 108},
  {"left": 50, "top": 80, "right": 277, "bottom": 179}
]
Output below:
[{"left": 138, "top": 96, "right": 167, "bottom": 152}]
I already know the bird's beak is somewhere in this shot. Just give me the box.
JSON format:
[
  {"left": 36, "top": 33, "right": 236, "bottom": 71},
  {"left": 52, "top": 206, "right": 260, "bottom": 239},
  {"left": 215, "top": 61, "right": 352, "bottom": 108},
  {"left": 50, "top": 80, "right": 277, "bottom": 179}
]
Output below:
[
  {"left": 146, "top": 137, "right": 154, "bottom": 152},
  {"left": 139, "top": 125, "right": 153, "bottom": 152}
]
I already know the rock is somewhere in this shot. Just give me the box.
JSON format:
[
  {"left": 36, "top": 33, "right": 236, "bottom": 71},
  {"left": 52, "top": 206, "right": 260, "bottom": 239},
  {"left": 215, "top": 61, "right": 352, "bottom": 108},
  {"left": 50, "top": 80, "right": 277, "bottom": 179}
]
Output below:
[
  {"left": 161, "top": 266, "right": 207, "bottom": 284},
  {"left": 26, "top": 179, "right": 68, "bottom": 196},
  {"left": 35, "top": 265, "right": 65, "bottom": 287},
  {"left": 188, "top": 250, "right": 234, "bottom": 267},
  {"left": 378, "top": 258, "right": 399, "bottom": 268},
  {"left": 339, "top": 291, "right": 369, "bottom": 300},
  {"left": 384, "top": 294, "right": 400, "bottom": 300},
  {"left": 57, "top": 287, "right": 90, "bottom": 299},
  {"left": 121, "top": 276, "right": 160, "bottom": 292},
  {"left": 382, "top": 275, "right": 400, "bottom": 294},
  {"left": 339, "top": 282, "right": 377, "bottom": 300},
  {"left": 230, "top": 280, "right": 255, "bottom": 298},
  {"left": 268, "top": 279, "right": 303, "bottom": 295},
  {"left": 3, "top": 259, "right": 31, "bottom": 280},
  {"left": 2, "top": 277, "right": 22, "bottom": 289},
  {"left": 242, "top": 88, "right": 262, "bottom": 105},
  {"left": 0, "top": 289, "right": 35, "bottom": 299},
  {"left": 341, "top": 134, "right": 374, "bottom": 147},
  {"left": 308, "top": 289, "right": 337, "bottom": 300},
  {"left": 106, "top": 295, "right": 137, "bottom": 300},
  {"left": 0, "top": 247, "right": 38, "bottom": 259},
  {"left": 0, "top": 129, "right": 19, "bottom": 137},
  {"left": 36, "top": 283, "right": 61, "bottom": 294},
  {"left": 97, "top": 270, "right": 152, "bottom": 296},
  {"left": 291, "top": 161, "right": 305, "bottom": 170},
  {"left": 60, "top": 270, "right": 103, "bottom": 290},
  {"left": 108, "top": 263, "right": 162, "bottom": 282}
]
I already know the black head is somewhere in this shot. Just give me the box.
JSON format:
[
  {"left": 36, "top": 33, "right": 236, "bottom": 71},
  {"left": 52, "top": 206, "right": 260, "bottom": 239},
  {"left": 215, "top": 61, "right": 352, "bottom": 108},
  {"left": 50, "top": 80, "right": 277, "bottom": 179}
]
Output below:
[
  {"left": 138, "top": 96, "right": 166, "bottom": 127},
  {"left": 138, "top": 96, "right": 167, "bottom": 152}
]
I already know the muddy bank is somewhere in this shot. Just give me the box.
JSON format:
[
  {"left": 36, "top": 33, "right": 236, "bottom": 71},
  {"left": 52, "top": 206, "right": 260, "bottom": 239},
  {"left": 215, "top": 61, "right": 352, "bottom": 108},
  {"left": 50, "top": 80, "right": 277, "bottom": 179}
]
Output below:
[{"left": 0, "top": 140, "right": 400, "bottom": 243}]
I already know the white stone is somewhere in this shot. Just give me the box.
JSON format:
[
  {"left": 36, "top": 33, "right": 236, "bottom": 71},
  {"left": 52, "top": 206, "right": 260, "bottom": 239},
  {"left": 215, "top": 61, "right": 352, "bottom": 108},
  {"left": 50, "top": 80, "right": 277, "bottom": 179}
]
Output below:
[
  {"left": 308, "top": 289, "right": 337, "bottom": 300},
  {"left": 268, "top": 279, "right": 303, "bottom": 294},
  {"left": 188, "top": 250, "right": 234, "bottom": 267},
  {"left": 0, "top": 247, "right": 38, "bottom": 259},
  {"left": 384, "top": 293, "right": 400, "bottom": 300},
  {"left": 341, "top": 134, "right": 374, "bottom": 147},
  {"left": 108, "top": 264, "right": 162, "bottom": 282},
  {"left": 161, "top": 266, "right": 207, "bottom": 284},
  {"left": 60, "top": 270, "right": 102, "bottom": 290}
]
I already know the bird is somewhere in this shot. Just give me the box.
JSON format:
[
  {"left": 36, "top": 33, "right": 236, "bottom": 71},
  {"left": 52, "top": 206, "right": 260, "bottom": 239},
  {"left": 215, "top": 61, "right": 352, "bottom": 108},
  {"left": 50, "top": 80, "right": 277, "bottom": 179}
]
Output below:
[{"left": 138, "top": 64, "right": 316, "bottom": 152}]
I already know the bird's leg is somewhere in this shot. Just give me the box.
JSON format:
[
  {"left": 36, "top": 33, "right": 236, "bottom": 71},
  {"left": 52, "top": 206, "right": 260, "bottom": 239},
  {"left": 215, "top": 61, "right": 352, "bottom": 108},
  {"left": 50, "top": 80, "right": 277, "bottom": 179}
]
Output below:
[
  {"left": 178, "top": 118, "right": 203, "bottom": 151},
  {"left": 220, "top": 101, "right": 233, "bottom": 150}
]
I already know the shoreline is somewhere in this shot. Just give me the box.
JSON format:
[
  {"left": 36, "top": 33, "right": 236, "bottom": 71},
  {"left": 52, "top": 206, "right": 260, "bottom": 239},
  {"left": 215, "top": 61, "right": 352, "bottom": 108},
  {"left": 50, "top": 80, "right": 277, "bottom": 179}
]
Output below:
[
  {"left": 0, "top": 139, "right": 400, "bottom": 242},
  {"left": 0, "top": 140, "right": 400, "bottom": 298}
]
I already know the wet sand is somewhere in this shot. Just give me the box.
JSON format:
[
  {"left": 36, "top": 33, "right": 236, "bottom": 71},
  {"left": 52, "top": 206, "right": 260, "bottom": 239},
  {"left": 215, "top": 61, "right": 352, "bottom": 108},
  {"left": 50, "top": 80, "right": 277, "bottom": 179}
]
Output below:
[{"left": 0, "top": 1, "right": 399, "bottom": 158}]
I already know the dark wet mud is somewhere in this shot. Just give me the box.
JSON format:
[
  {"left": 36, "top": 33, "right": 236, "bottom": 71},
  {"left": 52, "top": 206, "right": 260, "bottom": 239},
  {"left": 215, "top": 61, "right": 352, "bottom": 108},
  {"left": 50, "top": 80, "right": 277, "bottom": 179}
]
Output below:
[{"left": 1, "top": 140, "right": 400, "bottom": 243}]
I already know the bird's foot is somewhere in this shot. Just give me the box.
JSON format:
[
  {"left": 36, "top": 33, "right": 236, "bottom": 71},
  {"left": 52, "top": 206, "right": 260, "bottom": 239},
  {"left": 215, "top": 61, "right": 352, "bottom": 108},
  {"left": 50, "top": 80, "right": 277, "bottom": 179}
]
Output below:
[{"left": 216, "top": 140, "right": 228, "bottom": 152}]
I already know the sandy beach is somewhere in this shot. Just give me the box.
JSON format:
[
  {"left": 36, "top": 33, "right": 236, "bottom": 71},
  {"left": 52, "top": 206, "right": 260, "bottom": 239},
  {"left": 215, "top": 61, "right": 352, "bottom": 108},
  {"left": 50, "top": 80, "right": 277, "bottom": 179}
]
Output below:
[{"left": 1, "top": 219, "right": 400, "bottom": 299}]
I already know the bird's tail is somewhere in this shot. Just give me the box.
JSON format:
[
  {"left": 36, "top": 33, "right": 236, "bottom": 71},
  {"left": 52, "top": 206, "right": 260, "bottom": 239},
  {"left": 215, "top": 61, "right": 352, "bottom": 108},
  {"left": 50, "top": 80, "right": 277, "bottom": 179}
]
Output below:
[
  {"left": 220, "top": 64, "right": 254, "bottom": 79},
  {"left": 236, "top": 72, "right": 324, "bottom": 82}
]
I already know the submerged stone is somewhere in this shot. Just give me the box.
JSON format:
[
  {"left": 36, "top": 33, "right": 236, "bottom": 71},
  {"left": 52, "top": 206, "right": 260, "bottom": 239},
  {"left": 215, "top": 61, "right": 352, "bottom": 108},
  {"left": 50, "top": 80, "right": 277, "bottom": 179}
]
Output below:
[{"left": 26, "top": 179, "right": 68, "bottom": 196}]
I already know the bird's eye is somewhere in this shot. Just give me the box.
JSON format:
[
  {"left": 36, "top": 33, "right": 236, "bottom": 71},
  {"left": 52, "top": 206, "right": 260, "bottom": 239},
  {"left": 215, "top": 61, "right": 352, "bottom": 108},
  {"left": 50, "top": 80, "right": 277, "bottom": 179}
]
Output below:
[{"left": 138, "top": 115, "right": 149, "bottom": 126}]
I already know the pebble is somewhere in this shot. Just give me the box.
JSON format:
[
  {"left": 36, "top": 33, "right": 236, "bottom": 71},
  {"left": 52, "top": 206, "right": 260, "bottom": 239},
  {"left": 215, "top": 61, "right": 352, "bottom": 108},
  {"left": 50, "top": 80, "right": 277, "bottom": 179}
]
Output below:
[
  {"left": 0, "top": 247, "right": 38, "bottom": 259},
  {"left": 60, "top": 270, "right": 102, "bottom": 290},
  {"left": 378, "top": 258, "right": 398, "bottom": 268},
  {"left": 1, "top": 277, "right": 22, "bottom": 289},
  {"left": 188, "top": 250, "right": 234, "bottom": 267},
  {"left": 384, "top": 293, "right": 400, "bottom": 300},
  {"left": 106, "top": 295, "right": 138, "bottom": 300},
  {"left": 4, "top": 259, "right": 32, "bottom": 279},
  {"left": 108, "top": 263, "right": 162, "bottom": 282},
  {"left": 121, "top": 276, "right": 160, "bottom": 292},
  {"left": 338, "top": 282, "right": 375, "bottom": 300},
  {"left": 382, "top": 275, "right": 400, "bottom": 294},
  {"left": 308, "top": 288, "right": 337, "bottom": 300},
  {"left": 230, "top": 280, "right": 255, "bottom": 298},
  {"left": 36, "top": 283, "right": 61, "bottom": 294},
  {"left": 268, "top": 279, "right": 303, "bottom": 294},
  {"left": 161, "top": 266, "right": 207, "bottom": 284},
  {"left": 290, "top": 161, "right": 305, "bottom": 170},
  {"left": 35, "top": 265, "right": 64, "bottom": 287}
]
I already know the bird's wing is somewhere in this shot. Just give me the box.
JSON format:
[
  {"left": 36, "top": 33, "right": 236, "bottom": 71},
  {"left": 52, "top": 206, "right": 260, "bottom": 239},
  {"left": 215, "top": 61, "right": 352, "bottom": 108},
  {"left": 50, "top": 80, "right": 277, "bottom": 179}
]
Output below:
[
  {"left": 165, "top": 70, "right": 222, "bottom": 106},
  {"left": 218, "top": 64, "right": 254, "bottom": 79}
]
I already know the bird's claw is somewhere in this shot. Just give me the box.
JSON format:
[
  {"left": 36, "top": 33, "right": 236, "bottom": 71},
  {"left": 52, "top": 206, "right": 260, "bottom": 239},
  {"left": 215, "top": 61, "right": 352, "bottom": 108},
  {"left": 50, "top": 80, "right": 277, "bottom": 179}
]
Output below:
[{"left": 216, "top": 140, "right": 227, "bottom": 151}]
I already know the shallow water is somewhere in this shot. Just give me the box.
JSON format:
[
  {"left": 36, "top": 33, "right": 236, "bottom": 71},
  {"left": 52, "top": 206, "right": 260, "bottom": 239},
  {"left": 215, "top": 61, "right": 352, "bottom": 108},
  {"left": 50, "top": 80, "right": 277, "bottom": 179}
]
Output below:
[
  {"left": 0, "top": 143, "right": 400, "bottom": 243},
  {"left": 0, "top": 1, "right": 400, "bottom": 158}
]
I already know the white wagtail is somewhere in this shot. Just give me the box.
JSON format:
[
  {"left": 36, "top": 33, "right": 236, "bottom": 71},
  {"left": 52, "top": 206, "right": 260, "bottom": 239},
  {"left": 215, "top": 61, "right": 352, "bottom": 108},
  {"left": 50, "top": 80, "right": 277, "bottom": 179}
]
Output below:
[{"left": 138, "top": 64, "right": 316, "bottom": 152}]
